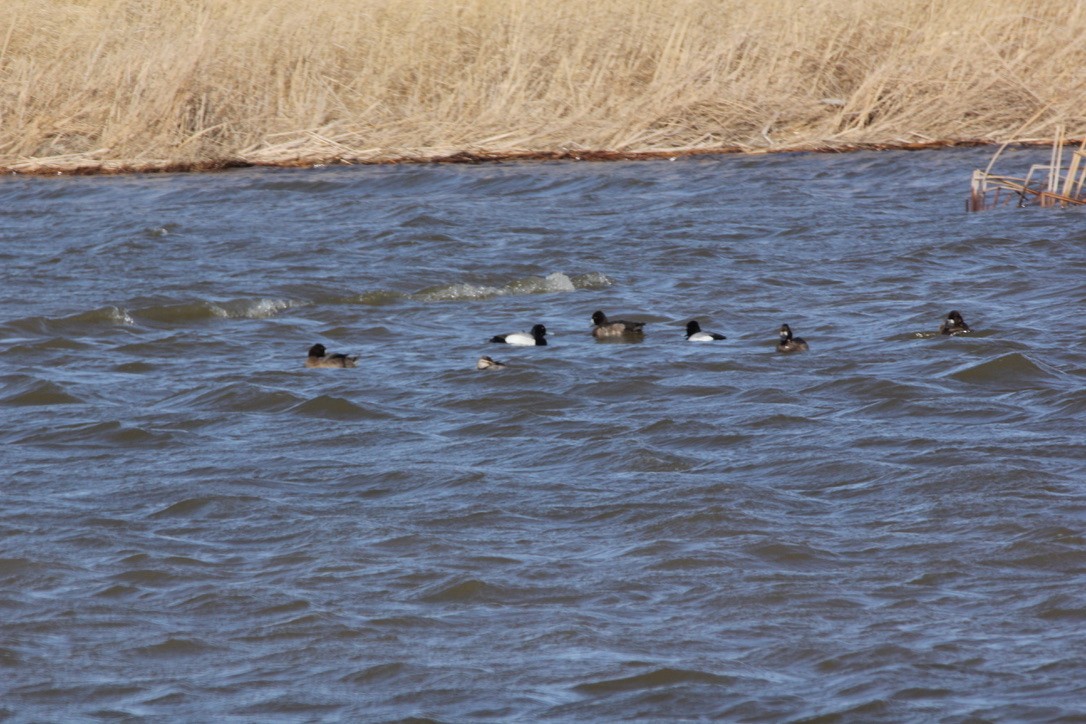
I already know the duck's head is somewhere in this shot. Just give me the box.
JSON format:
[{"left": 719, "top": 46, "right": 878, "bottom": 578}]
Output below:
[
  {"left": 308, "top": 343, "right": 327, "bottom": 358},
  {"left": 591, "top": 311, "right": 608, "bottom": 325},
  {"left": 686, "top": 321, "right": 702, "bottom": 336},
  {"left": 530, "top": 324, "right": 547, "bottom": 338},
  {"left": 477, "top": 355, "right": 505, "bottom": 370}
]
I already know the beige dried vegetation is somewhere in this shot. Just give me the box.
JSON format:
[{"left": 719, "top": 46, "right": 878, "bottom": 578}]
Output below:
[{"left": 2, "top": 0, "right": 1084, "bottom": 172}]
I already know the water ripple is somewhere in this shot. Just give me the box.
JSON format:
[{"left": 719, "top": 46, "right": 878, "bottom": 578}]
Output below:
[{"left": 2, "top": 147, "right": 1085, "bottom": 720}]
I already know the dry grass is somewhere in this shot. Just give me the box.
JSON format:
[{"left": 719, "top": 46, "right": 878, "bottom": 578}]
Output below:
[{"left": 2, "top": 0, "right": 1085, "bottom": 172}]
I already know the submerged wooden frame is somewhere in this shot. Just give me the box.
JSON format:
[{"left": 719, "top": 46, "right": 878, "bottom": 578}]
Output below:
[{"left": 969, "top": 127, "right": 1086, "bottom": 211}]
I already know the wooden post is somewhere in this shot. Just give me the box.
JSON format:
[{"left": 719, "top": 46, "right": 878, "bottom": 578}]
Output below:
[
  {"left": 969, "top": 169, "right": 986, "bottom": 212},
  {"left": 1062, "top": 139, "right": 1086, "bottom": 201}
]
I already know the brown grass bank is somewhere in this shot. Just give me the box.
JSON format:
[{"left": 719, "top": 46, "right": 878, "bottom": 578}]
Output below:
[{"left": 3, "top": 0, "right": 1085, "bottom": 174}]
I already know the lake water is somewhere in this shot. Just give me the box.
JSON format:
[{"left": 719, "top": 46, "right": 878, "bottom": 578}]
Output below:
[{"left": 2, "top": 148, "right": 1084, "bottom": 721}]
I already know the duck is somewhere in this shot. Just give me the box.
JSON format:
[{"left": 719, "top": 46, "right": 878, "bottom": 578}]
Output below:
[
  {"left": 489, "top": 323, "right": 547, "bottom": 346},
  {"left": 591, "top": 310, "right": 645, "bottom": 338},
  {"left": 476, "top": 355, "right": 506, "bottom": 370},
  {"left": 305, "top": 343, "right": 358, "bottom": 368},
  {"left": 776, "top": 324, "right": 809, "bottom": 353},
  {"left": 685, "top": 320, "right": 726, "bottom": 342},
  {"left": 939, "top": 310, "right": 971, "bottom": 335}
]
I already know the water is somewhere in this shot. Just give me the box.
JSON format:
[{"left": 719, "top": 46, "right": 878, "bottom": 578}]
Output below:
[{"left": 2, "top": 148, "right": 1084, "bottom": 721}]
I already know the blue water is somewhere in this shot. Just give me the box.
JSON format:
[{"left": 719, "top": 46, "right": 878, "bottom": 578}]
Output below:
[{"left": 2, "top": 147, "right": 1085, "bottom": 720}]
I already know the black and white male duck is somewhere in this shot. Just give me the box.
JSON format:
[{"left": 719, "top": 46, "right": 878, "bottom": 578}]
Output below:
[
  {"left": 685, "top": 320, "right": 726, "bottom": 342},
  {"left": 489, "top": 324, "right": 547, "bottom": 346},
  {"left": 939, "top": 310, "right": 971, "bottom": 335},
  {"left": 591, "top": 310, "right": 645, "bottom": 339},
  {"left": 776, "top": 324, "right": 809, "bottom": 353},
  {"left": 305, "top": 343, "right": 358, "bottom": 368}
]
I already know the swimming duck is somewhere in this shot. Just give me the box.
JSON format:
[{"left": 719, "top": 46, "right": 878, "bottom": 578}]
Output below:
[
  {"left": 685, "top": 320, "right": 726, "bottom": 342},
  {"left": 939, "top": 310, "right": 971, "bottom": 335},
  {"left": 776, "top": 324, "right": 809, "bottom": 353},
  {"left": 489, "top": 324, "right": 547, "bottom": 346},
  {"left": 591, "top": 310, "right": 645, "bottom": 338},
  {"left": 305, "top": 343, "right": 358, "bottom": 368},
  {"left": 476, "top": 355, "right": 506, "bottom": 370}
]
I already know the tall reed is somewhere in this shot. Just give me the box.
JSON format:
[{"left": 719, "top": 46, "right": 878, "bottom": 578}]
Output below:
[{"left": 2, "top": 0, "right": 1084, "bottom": 171}]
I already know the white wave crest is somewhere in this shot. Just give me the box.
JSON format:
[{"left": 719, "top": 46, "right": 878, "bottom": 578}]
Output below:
[
  {"left": 411, "top": 271, "right": 612, "bottom": 303},
  {"left": 215, "top": 298, "right": 297, "bottom": 319},
  {"left": 108, "top": 306, "right": 136, "bottom": 325}
]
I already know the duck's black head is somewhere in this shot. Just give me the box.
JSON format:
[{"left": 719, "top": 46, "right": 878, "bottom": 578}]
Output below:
[
  {"left": 946, "top": 310, "right": 965, "bottom": 325},
  {"left": 591, "top": 310, "right": 608, "bottom": 325},
  {"left": 686, "top": 321, "right": 702, "bottom": 335},
  {"left": 531, "top": 324, "right": 547, "bottom": 338},
  {"left": 779, "top": 324, "right": 793, "bottom": 340},
  {"left": 308, "top": 343, "right": 327, "bottom": 358}
]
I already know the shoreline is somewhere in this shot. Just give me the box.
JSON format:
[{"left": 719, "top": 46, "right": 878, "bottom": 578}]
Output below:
[
  {"left": 0, "top": 138, "right": 1066, "bottom": 177},
  {"left": 9, "top": 2, "right": 1083, "bottom": 179}
]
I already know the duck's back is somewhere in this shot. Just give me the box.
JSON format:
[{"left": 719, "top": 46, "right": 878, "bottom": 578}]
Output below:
[
  {"left": 593, "top": 320, "right": 645, "bottom": 338},
  {"left": 307, "top": 354, "right": 357, "bottom": 368}
]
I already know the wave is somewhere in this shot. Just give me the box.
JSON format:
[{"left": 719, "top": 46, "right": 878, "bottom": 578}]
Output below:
[
  {"left": 344, "top": 290, "right": 406, "bottom": 306},
  {"left": 410, "top": 271, "right": 612, "bottom": 303},
  {"left": 323, "top": 271, "right": 611, "bottom": 305},
  {"left": 290, "top": 395, "right": 393, "bottom": 420},
  {"left": 573, "top": 667, "right": 737, "bottom": 694},
  {"left": 160, "top": 382, "right": 303, "bottom": 414},
  {"left": 0, "top": 377, "right": 84, "bottom": 406},
  {"left": 129, "top": 637, "right": 222, "bottom": 656},
  {"left": 4, "top": 305, "right": 134, "bottom": 335},
  {"left": 946, "top": 352, "right": 1063, "bottom": 389},
  {"left": 3, "top": 298, "right": 296, "bottom": 335},
  {"left": 2, "top": 274, "right": 608, "bottom": 335},
  {"left": 133, "top": 297, "right": 298, "bottom": 324},
  {"left": 14, "top": 420, "right": 180, "bottom": 447},
  {"left": 149, "top": 495, "right": 263, "bottom": 519}
]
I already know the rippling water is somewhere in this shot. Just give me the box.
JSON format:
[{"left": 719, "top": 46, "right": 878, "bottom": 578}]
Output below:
[{"left": 2, "top": 148, "right": 1085, "bottom": 720}]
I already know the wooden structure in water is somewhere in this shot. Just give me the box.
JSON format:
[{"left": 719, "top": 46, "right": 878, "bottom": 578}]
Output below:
[{"left": 969, "top": 128, "right": 1086, "bottom": 211}]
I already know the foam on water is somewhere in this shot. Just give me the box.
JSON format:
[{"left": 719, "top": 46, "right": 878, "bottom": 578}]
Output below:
[{"left": 411, "top": 271, "right": 610, "bottom": 302}]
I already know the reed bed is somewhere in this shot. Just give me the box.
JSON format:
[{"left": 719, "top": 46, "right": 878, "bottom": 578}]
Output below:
[{"left": 3, "top": 0, "right": 1085, "bottom": 173}]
